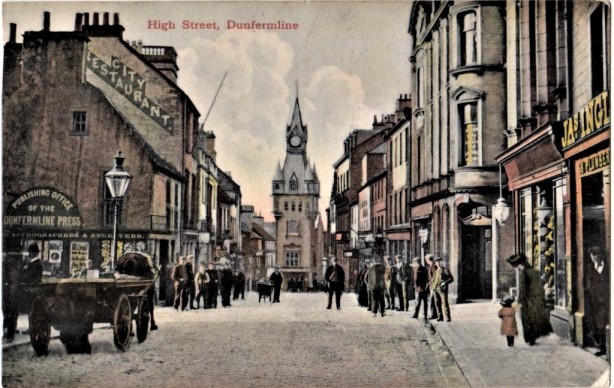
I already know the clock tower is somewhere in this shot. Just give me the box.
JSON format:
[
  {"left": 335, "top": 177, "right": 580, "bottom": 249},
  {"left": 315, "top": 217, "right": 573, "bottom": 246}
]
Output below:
[
  {"left": 271, "top": 96, "right": 323, "bottom": 289},
  {"left": 286, "top": 98, "right": 307, "bottom": 154}
]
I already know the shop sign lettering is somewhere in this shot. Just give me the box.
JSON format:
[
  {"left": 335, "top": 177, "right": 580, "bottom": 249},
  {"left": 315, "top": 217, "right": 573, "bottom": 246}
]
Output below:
[
  {"left": 579, "top": 149, "right": 610, "bottom": 176},
  {"left": 3, "top": 188, "right": 82, "bottom": 229},
  {"left": 560, "top": 91, "right": 610, "bottom": 150},
  {"left": 86, "top": 50, "right": 174, "bottom": 133}
]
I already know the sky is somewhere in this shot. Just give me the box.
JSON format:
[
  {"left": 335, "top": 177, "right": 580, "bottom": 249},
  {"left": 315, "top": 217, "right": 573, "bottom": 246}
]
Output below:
[{"left": 2, "top": 1, "right": 412, "bottom": 222}]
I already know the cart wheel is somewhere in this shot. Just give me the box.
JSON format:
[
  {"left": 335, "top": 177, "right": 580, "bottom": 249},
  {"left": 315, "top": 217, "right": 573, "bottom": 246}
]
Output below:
[
  {"left": 113, "top": 294, "right": 132, "bottom": 351},
  {"left": 29, "top": 296, "right": 51, "bottom": 357},
  {"left": 136, "top": 297, "right": 150, "bottom": 343}
]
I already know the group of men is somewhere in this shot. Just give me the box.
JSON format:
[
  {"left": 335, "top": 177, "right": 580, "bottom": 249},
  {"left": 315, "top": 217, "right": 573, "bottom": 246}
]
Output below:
[
  {"left": 356, "top": 254, "right": 453, "bottom": 321},
  {"left": 171, "top": 256, "right": 246, "bottom": 310}
]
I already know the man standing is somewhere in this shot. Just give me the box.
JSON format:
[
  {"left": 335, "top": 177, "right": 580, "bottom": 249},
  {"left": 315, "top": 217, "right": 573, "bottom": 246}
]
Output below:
[
  {"left": 3, "top": 241, "right": 22, "bottom": 343},
  {"left": 392, "top": 255, "right": 408, "bottom": 311},
  {"left": 269, "top": 266, "right": 283, "bottom": 303},
  {"left": 366, "top": 257, "right": 386, "bottom": 317},
  {"left": 206, "top": 262, "right": 219, "bottom": 308},
  {"left": 325, "top": 257, "right": 345, "bottom": 310},
  {"left": 185, "top": 256, "right": 196, "bottom": 310},
  {"left": 194, "top": 263, "right": 210, "bottom": 309},
  {"left": 586, "top": 247, "right": 609, "bottom": 355},
  {"left": 411, "top": 257, "right": 429, "bottom": 322},
  {"left": 425, "top": 254, "right": 440, "bottom": 320},
  {"left": 220, "top": 263, "right": 234, "bottom": 307},
  {"left": 233, "top": 270, "right": 246, "bottom": 300},
  {"left": 432, "top": 256, "right": 454, "bottom": 322},
  {"left": 171, "top": 256, "right": 188, "bottom": 311}
]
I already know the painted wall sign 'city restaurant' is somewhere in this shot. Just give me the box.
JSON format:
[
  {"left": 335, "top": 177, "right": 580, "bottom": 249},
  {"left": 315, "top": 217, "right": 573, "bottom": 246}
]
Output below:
[{"left": 86, "top": 50, "right": 174, "bottom": 133}]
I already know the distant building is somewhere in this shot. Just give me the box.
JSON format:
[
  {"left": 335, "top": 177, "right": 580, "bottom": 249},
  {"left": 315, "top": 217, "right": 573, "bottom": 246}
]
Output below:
[{"left": 272, "top": 97, "right": 323, "bottom": 289}]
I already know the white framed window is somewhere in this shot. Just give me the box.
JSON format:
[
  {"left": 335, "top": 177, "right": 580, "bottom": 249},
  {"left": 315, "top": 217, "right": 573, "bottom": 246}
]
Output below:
[{"left": 284, "top": 250, "right": 300, "bottom": 267}]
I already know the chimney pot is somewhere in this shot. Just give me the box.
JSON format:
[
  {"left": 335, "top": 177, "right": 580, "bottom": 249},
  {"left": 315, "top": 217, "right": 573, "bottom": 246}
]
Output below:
[
  {"left": 93, "top": 12, "right": 99, "bottom": 25},
  {"left": 75, "top": 13, "right": 83, "bottom": 31},
  {"left": 113, "top": 13, "right": 120, "bottom": 25},
  {"left": 103, "top": 12, "right": 109, "bottom": 25},
  {"left": 9, "top": 23, "right": 16, "bottom": 43},
  {"left": 43, "top": 11, "right": 50, "bottom": 31}
]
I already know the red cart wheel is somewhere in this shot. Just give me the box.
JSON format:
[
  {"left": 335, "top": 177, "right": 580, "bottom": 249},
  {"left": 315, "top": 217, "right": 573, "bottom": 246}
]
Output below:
[
  {"left": 113, "top": 294, "right": 132, "bottom": 351},
  {"left": 29, "top": 296, "right": 51, "bottom": 357},
  {"left": 136, "top": 297, "right": 150, "bottom": 343}
]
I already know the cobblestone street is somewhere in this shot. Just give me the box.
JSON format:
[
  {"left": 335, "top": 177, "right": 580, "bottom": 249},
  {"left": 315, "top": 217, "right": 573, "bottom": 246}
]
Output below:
[{"left": 2, "top": 292, "right": 461, "bottom": 387}]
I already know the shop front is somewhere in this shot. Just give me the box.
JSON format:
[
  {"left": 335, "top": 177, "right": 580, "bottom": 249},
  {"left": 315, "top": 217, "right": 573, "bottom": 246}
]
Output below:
[
  {"left": 497, "top": 123, "right": 569, "bottom": 338},
  {"left": 3, "top": 187, "right": 170, "bottom": 302},
  {"left": 556, "top": 90, "right": 610, "bottom": 349}
]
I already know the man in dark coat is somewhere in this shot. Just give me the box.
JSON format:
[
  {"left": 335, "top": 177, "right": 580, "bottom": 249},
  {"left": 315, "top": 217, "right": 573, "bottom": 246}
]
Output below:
[
  {"left": 220, "top": 262, "right": 234, "bottom": 307},
  {"left": 185, "top": 256, "right": 196, "bottom": 310},
  {"left": 269, "top": 267, "right": 283, "bottom": 303},
  {"left": 411, "top": 257, "right": 429, "bottom": 322},
  {"left": 3, "top": 245, "right": 22, "bottom": 343},
  {"left": 325, "top": 257, "right": 345, "bottom": 310},
  {"left": 171, "top": 256, "right": 187, "bottom": 311},
  {"left": 391, "top": 255, "right": 409, "bottom": 311},
  {"left": 365, "top": 257, "right": 386, "bottom": 317},
  {"left": 233, "top": 271, "right": 246, "bottom": 300},
  {"left": 585, "top": 247, "right": 609, "bottom": 354},
  {"left": 206, "top": 262, "right": 219, "bottom": 308}
]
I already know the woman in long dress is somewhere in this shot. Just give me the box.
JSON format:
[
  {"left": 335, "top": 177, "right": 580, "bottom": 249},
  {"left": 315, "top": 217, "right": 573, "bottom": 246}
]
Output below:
[{"left": 507, "top": 254, "right": 552, "bottom": 345}]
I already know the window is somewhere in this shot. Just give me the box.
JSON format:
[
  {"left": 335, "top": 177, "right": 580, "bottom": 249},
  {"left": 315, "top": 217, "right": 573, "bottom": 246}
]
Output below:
[
  {"left": 284, "top": 201, "right": 288, "bottom": 211},
  {"left": 287, "top": 220, "right": 301, "bottom": 236},
  {"left": 416, "top": 68, "right": 423, "bottom": 107},
  {"left": 73, "top": 111, "right": 87, "bottom": 134},
  {"left": 291, "top": 202, "right": 296, "bottom": 211},
  {"left": 591, "top": 4, "right": 608, "bottom": 96},
  {"left": 290, "top": 181, "right": 298, "bottom": 191},
  {"left": 103, "top": 175, "right": 114, "bottom": 227},
  {"left": 166, "top": 180, "right": 172, "bottom": 229},
  {"left": 459, "top": 102, "right": 479, "bottom": 166},
  {"left": 298, "top": 202, "right": 302, "bottom": 212},
  {"left": 459, "top": 12, "right": 477, "bottom": 65},
  {"left": 285, "top": 250, "right": 300, "bottom": 267},
  {"left": 553, "top": 178, "right": 567, "bottom": 308}
]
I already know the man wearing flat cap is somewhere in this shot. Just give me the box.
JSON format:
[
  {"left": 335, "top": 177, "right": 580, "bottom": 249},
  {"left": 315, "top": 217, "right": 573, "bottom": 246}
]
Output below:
[{"left": 431, "top": 256, "right": 454, "bottom": 322}]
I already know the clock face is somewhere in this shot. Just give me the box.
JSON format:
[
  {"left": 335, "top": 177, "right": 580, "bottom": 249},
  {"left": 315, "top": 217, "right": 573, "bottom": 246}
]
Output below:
[{"left": 289, "top": 135, "right": 301, "bottom": 147}]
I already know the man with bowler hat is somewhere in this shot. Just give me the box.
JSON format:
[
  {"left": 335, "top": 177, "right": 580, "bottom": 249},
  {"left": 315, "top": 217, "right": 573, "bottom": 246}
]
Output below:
[{"left": 325, "top": 257, "right": 345, "bottom": 310}]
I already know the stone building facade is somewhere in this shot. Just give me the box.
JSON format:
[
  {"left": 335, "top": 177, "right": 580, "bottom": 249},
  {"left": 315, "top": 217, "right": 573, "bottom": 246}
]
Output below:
[
  {"left": 272, "top": 98, "right": 322, "bottom": 289},
  {"left": 408, "top": 1, "right": 515, "bottom": 303}
]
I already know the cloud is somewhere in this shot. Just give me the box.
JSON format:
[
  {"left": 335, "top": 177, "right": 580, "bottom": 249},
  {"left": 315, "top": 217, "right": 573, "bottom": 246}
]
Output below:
[
  {"left": 302, "top": 65, "right": 374, "bottom": 205},
  {"left": 177, "top": 30, "right": 295, "bottom": 219},
  {"left": 177, "top": 34, "right": 375, "bottom": 223}
]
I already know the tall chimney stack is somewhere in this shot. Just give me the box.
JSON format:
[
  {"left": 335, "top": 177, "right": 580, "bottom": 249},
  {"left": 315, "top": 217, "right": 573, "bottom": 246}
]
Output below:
[
  {"left": 9, "top": 23, "right": 16, "bottom": 43},
  {"left": 84, "top": 13, "right": 90, "bottom": 26},
  {"left": 75, "top": 13, "right": 83, "bottom": 31},
  {"left": 113, "top": 13, "right": 120, "bottom": 25},
  {"left": 93, "top": 12, "right": 99, "bottom": 26},
  {"left": 43, "top": 11, "right": 50, "bottom": 31}
]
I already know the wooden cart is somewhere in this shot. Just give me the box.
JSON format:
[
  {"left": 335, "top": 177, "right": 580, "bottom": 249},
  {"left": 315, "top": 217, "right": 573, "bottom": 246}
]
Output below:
[{"left": 27, "top": 277, "right": 154, "bottom": 356}]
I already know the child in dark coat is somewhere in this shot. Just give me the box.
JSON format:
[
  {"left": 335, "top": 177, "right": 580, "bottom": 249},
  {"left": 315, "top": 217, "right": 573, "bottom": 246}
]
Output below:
[{"left": 498, "top": 295, "right": 519, "bottom": 347}]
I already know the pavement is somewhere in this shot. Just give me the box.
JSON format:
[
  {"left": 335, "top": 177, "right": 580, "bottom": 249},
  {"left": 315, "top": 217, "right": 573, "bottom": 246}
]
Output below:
[
  {"left": 426, "top": 300, "right": 611, "bottom": 387},
  {"left": 3, "top": 296, "right": 611, "bottom": 387}
]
